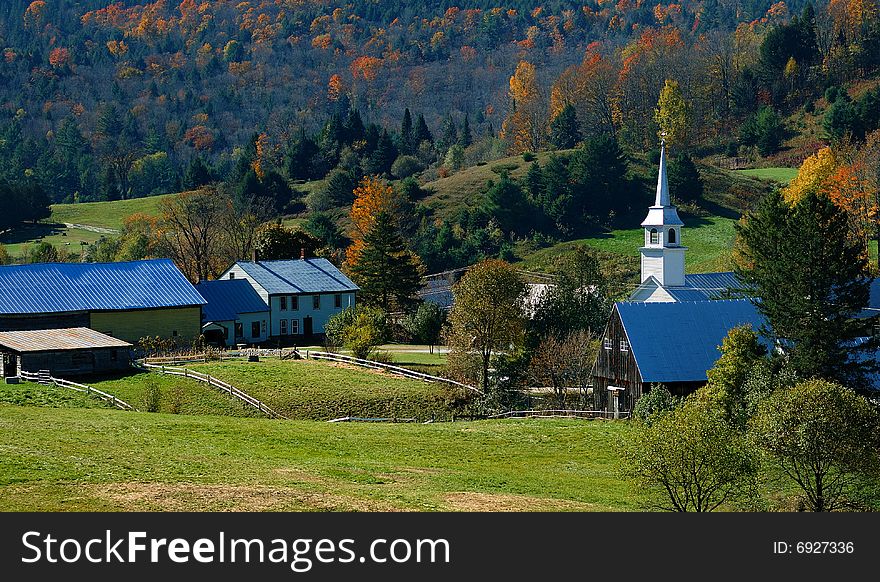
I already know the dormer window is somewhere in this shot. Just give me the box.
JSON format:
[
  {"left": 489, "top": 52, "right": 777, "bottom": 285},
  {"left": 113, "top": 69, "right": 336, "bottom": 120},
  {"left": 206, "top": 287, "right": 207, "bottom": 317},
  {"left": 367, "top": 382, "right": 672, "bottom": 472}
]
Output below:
[
  {"left": 650, "top": 228, "right": 659, "bottom": 244},
  {"left": 668, "top": 229, "right": 676, "bottom": 244}
]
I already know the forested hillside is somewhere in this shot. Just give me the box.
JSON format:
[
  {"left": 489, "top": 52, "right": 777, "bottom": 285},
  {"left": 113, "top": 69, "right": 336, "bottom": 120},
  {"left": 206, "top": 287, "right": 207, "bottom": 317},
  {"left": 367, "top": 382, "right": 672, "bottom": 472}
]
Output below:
[{"left": 1, "top": 0, "right": 879, "bottom": 276}]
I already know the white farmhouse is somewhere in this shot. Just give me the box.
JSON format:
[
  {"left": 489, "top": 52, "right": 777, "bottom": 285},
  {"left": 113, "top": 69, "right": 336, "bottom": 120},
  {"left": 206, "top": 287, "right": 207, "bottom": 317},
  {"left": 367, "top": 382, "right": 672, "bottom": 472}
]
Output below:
[{"left": 219, "top": 258, "right": 358, "bottom": 340}]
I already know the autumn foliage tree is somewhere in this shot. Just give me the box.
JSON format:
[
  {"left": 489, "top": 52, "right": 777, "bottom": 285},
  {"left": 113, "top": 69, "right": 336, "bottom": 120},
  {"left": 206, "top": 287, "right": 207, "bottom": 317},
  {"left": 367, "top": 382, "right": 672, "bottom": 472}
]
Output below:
[
  {"left": 344, "top": 175, "right": 399, "bottom": 271},
  {"left": 502, "top": 61, "right": 548, "bottom": 154}
]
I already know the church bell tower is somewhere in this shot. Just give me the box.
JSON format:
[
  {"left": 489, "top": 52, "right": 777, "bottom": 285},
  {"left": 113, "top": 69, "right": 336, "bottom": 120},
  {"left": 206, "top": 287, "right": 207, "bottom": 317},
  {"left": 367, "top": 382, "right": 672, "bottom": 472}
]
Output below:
[{"left": 640, "top": 140, "right": 686, "bottom": 286}]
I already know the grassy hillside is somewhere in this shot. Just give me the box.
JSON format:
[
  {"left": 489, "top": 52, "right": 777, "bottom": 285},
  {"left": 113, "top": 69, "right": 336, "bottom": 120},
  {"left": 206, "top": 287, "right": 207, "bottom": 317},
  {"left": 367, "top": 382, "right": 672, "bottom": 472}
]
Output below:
[
  {"left": 84, "top": 371, "right": 265, "bottom": 418},
  {"left": 736, "top": 167, "right": 798, "bottom": 185},
  {"left": 49, "top": 193, "right": 174, "bottom": 230},
  {"left": 1, "top": 194, "right": 174, "bottom": 259},
  {"left": 0, "top": 381, "right": 112, "bottom": 410},
  {"left": 520, "top": 216, "right": 737, "bottom": 280},
  {"left": 0, "top": 405, "right": 640, "bottom": 511},
  {"left": 188, "top": 359, "right": 468, "bottom": 421}
]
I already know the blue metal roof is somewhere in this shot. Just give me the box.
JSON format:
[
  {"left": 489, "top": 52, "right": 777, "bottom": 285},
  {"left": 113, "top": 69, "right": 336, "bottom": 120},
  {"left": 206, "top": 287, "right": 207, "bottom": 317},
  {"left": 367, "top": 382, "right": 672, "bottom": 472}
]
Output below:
[
  {"left": 235, "top": 258, "right": 358, "bottom": 294},
  {"left": 616, "top": 299, "right": 769, "bottom": 383},
  {"left": 666, "top": 272, "right": 747, "bottom": 301},
  {"left": 196, "top": 279, "right": 269, "bottom": 322},
  {"left": 0, "top": 259, "right": 206, "bottom": 315}
]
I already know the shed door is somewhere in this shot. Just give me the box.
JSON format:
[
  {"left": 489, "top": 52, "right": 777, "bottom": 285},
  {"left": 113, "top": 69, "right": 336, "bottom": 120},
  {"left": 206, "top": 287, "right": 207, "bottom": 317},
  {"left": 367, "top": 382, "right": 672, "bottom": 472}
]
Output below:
[
  {"left": 2, "top": 353, "right": 16, "bottom": 377},
  {"left": 303, "top": 316, "right": 313, "bottom": 336}
]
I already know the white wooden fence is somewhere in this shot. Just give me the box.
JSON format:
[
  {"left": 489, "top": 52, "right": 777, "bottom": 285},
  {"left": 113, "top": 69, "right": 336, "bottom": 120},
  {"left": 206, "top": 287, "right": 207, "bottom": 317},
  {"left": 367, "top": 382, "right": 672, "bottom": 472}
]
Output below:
[
  {"left": 488, "top": 409, "right": 630, "bottom": 420},
  {"left": 19, "top": 370, "right": 134, "bottom": 411},
  {"left": 306, "top": 351, "right": 481, "bottom": 394},
  {"left": 135, "top": 361, "right": 287, "bottom": 419}
]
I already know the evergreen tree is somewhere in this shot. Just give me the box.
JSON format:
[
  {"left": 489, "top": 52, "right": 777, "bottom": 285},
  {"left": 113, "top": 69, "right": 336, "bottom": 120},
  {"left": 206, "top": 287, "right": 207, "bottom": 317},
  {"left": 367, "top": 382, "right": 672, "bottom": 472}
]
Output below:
[
  {"left": 735, "top": 190, "right": 876, "bottom": 385},
  {"left": 349, "top": 210, "right": 423, "bottom": 312},
  {"left": 540, "top": 154, "right": 573, "bottom": 229},
  {"left": 285, "top": 129, "right": 319, "bottom": 180},
  {"left": 549, "top": 103, "right": 581, "bottom": 150},
  {"left": 481, "top": 172, "right": 533, "bottom": 236},
  {"left": 343, "top": 108, "right": 366, "bottom": 144},
  {"left": 413, "top": 113, "right": 433, "bottom": 147},
  {"left": 366, "top": 129, "right": 397, "bottom": 176},
  {"left": 668, "top": 153, "right": 704, "bottom": 202},
  {"left": 184, "top": 156, "right": 213, "bottom": 189},
  {"left": 568, "top": 134, "right": 630, "bottom": 221},
  {"left": 439, "top": 115, "right": 458, "bottom": 153},
  {"left": 524, "top": 161, "right": 544, "bottom": 203},
  {"left": 399, "top": 107, "right": 414, "bottom": 155},
  {"left": 458, "top": 113, "right": 473, "bottom": 148}
]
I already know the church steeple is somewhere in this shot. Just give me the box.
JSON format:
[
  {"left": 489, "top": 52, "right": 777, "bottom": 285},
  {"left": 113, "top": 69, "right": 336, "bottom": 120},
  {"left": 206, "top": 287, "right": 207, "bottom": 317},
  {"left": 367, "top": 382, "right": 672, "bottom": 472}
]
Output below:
[{"left": 639, "top": 139, "right": 686, "bottom": 287}]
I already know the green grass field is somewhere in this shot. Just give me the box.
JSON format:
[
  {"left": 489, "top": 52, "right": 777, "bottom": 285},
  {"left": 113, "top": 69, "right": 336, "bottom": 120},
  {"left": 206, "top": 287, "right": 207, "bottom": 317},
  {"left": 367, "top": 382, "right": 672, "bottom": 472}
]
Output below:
[
  {"left": 0, "top": 223, "right": 104, "bottom": 258},
  {"left": 736, "top": 167, "right": 799, "bottom": 185},
  {"left": 0, "top": 405, "right": 639, "bottom": 511},
  {"left": 0, "top": 381, "right": 112, "bottom": 410},
  {"left": 49, "top": 194, "right": 174, "bottom": 230},
  {"left": 184, "top": 359, "right": 467, "bottom": 421},
  {"left": 521, "top": 216, "right": 737, "bottom": 276},
  {"left": 83, "top": 371, "right": 265, "bottom": 417}
]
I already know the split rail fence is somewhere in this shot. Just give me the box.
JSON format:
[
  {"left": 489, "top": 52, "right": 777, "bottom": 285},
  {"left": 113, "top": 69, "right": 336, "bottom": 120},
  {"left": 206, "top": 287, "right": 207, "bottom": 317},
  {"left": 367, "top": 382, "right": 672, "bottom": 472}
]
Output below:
[{"left": 19, "top": 369, "right": 134, "bottom": 411}]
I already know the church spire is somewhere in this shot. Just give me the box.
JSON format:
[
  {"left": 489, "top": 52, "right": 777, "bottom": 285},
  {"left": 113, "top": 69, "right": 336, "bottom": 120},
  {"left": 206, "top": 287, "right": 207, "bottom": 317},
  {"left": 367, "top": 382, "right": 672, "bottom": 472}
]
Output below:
[
  {"left": 654, "top": 139, "right": 670, "bottom": 207},
  {"left": 638, "top": 136, "right": 686, "bottom": 287}
]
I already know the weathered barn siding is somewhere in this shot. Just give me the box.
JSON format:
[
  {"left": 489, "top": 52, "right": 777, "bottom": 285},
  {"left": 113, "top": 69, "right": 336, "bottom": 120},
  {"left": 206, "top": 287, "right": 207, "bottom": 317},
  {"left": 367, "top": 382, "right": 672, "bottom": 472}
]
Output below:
[
  {"left": 591, "top": 307, "right": 644, "bottom": 413},
  {"left": 90, "top": 307, "right": 202, "bottom": 343},
  {"left": 15, "top": 348, "right": 131, "bottom": 377}
]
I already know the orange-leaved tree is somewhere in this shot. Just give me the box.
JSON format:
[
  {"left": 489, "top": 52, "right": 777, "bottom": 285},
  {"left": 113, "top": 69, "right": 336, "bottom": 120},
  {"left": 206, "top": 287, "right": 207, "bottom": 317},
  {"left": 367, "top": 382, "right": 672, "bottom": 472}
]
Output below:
[
  {"left": 343, "top": 176, "right": 398, "bottom": 271},
  {"left": 501, "top": 60, "right": 548, "bottom": 154}
]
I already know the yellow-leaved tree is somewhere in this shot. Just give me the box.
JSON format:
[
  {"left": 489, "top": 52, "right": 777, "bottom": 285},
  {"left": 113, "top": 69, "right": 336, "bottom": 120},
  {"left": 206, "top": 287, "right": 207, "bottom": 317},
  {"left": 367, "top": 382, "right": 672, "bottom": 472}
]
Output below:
[
  {"left": 654, "top": 79, "right": 690, "bottom": 147},
  {"left": 782, "top": 147, "right": 838, "bottom": 205},
  {"left": 500, "top": 60, "right": 548, "bottom": 154}
]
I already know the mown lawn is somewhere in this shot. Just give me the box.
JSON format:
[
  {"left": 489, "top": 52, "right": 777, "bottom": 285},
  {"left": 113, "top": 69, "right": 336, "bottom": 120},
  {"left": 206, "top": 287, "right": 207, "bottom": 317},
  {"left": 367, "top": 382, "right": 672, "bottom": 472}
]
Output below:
[
  {"left": 736, "top": 167, "right": 799, "bottom": 185},
  {"left": 189, "top": 359, "right": 468, "bottom": 421},
  {"left": 0, "top": 405, "right": 640, "bottom": 511}
]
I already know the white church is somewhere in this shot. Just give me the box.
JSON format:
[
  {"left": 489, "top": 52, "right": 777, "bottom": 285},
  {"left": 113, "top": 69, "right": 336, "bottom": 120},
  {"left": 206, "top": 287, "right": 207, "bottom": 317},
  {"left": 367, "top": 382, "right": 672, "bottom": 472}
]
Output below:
[
  {"left": 590, "top": 141, "right": 766, "bottom": 414},
  {"left": 628, "top": 140, "right": 742, "bottom": 303}
]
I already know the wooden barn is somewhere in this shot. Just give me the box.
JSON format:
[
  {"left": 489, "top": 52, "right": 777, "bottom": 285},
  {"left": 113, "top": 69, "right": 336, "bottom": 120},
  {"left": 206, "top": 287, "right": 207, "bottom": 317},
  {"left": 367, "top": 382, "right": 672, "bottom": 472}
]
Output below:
[
  {"left": 0, "top": 327, "right": 131, "bottom": 378},
  {"left": 0, "top": 259, "right": 206, "bottom": 343},
  {"left": 590, "top": 299, "right": 767, "bottom": 415}
]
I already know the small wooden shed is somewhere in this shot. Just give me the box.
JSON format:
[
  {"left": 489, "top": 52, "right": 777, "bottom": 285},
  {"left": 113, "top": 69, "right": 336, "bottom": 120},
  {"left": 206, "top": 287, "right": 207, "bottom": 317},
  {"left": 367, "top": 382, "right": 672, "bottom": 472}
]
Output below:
[{"left": 0, "top": 327, "right": 132, "bottom": 378}]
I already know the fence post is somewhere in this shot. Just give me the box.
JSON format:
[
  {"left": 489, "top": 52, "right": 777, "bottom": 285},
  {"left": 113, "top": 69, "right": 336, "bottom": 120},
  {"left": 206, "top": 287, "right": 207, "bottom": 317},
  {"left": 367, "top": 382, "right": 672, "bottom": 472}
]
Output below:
[{"left": 184, "top": 368, "right": 188, "bottom": 378}]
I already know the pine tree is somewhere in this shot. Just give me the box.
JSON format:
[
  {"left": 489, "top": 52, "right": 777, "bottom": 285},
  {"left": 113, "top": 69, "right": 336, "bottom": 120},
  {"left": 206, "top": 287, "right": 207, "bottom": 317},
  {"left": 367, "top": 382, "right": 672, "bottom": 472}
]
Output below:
[
  {"left": 439, "top": 115, "right": 458, "bottom": 153},
  {"left": 549, "top": 103, "right": 581, "bottom": 149},
  {"left": 668, "top": 153, "right": 704, "bottom": 202},
  {"left": 735, "top": 189, "right": 876, "bottom": 385},
  {"left": 184, "top": 157, "right": 213, "bottom": 189},
  {"left": 366, "top": 129, "right": 397, "bottom": 176},
  {"left": 285, "top": 129, "right": 319, "bottom": 181},
  {"left": 400, "top": 107, "right": 414, "bottom": 155},
  {"left": 414, "top": 113, "right": 433, "bottom": 147},
  {"left": 349, "top": 210, "right": 423, "bottom": 312},
  {"left": 458, "top": 113, "right": 472, "bottom": 148}
]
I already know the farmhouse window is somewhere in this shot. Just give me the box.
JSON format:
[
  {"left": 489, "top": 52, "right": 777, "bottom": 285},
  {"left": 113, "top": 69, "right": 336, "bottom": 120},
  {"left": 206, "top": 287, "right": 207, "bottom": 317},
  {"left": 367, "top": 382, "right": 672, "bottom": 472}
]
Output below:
[
  {"left": 280, "top": 296, "right": 287, "bottom": 311},
  {"left": 251, "top": 321, "right": 260, "bottom": 338},
  {"left": 291, "top": 319, "right": 300, "bottom": 335},
  {"left": 235, "top": 322, "right": 243, "bottom": 338},
  {"left": 604, "top": 337, "right": 612, "bottom": 350},
  {"left": 650, "top": 228, "right": 659, "bottom": 244},
  {"left": 291, "top": 296, "right": 299, "bottom": 310},
  {"left": 261, "top": 321, "right": 266, "bottom": 333},
  {"left": 620, "top": 340, "right": 628, "bottom": 352},
  {"left": 668, "top": 229, "right": 676, "bottom": 244},
  {"left": 280, "top": 320, "right": 288, "bottom": 335},
  {"left": 313, "top": 295, "right": 321, "bottom": 309},
  {"left": 335, "top": 294, "right": 342, "bottom": 308},
  {"left": 229, "top": 272, "right": 235, "bottom": 279}
]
